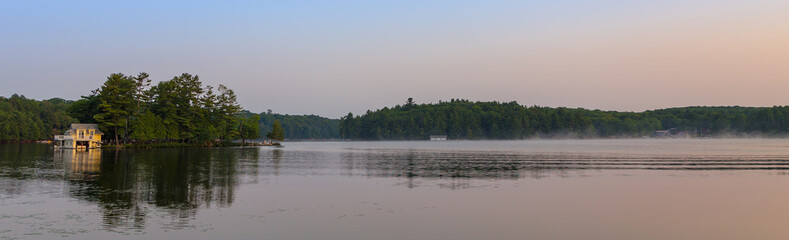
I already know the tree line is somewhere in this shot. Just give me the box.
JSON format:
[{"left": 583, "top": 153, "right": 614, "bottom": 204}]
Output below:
[
  {"left": 71, "top": 72, "right": 264, "bottom": 145},
  {"left": 339, "top": 98, "right": 789, "bottom": 140},
  {"left": 11, "top": 92, "right": 789, "bottom": 142},
  {"left": 0, "top": 95, "right": 74, "bottom": 141},
  {"left": 249, "top": 111, "right": 340, "bottom": 140},
  {"left": 0, "top": 73, "right": 341, "bottom": 143}
]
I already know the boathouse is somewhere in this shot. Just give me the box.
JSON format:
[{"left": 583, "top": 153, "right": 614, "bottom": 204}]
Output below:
[
  {"left": 429, "top": 135, "right": 447, "bottom": 141},
  {"left": 55, "top": 124, "right": 103, "bottom": 149}
]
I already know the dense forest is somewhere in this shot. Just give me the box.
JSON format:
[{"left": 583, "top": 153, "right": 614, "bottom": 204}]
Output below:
[
  {"left": 9, "top": 91, "right": 789, "bottom": 142},
  {"left": 253, "top": 111, "right": 340, "bottom": 140},
  {"left": 0, "top": 95, "right": 75, "bottom": 140},
  {"left": 0, "top": 73, "right": 340, "bottom": 142},
  {"left": 233, "top": 111, "right": 340, "bottom": 140},
  {"left": 70, "top": 72, "right": 259, "bottom": 145},
  {"left": 0, "top": 73, "right": 258, "bottom": 144},
  {"left": 339, "top": 98, "right": 789, "bottom": 140}
]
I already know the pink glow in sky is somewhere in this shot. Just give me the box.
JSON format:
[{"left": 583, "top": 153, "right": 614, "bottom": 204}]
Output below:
[{"left": 1, "top": 1, "right": 788, "bottom": 118}]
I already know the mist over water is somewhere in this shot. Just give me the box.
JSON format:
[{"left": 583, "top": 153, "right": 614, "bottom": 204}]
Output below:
[{"left": 3, "top": 139, "right": 789, "bottom": 239}]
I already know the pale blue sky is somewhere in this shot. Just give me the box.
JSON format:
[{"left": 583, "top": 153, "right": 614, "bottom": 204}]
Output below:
[{"left": 2, "top": 0, "right": 789, "bottom": 118}]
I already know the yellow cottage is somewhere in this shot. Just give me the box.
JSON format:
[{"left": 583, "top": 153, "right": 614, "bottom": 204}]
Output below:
[{"left": 55, "top": 124, "right": 103, "bottom": 149}]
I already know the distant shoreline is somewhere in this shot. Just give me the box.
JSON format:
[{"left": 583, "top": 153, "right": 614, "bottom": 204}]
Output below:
[{"left": 0, "top": 140, "right": 281, "bottom": 148}]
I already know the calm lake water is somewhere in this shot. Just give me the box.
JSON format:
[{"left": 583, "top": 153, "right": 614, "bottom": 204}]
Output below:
[{"left": 3, "top": 139, "right": 789, "bottom": 239}]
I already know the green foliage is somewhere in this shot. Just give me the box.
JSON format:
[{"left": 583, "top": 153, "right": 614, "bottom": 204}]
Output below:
[
  {"left": 1, "top": 72, "right": 244, "bottom": 144},
  {"left": 94, "top": 73, "right": 137, "bottom": 144},
  {"left": 141, "top": 73, "right": 242, "bottom": 144},
  {"left": 59, "top": 72, "right": 242, "bottom": 145},
  {"left": 130, "top": 111, "right": 167, "bottom": 141},
  {"left": 133, "top": 72, "right": 152, "bottom": 111},
  {"left": 241, "top": 114, "right": 261, "bottom": 141},
  {"left": 266, "top": 119, "right": 285, "bottom": 141},
  {"left": 0, "top": 95, "right": 76, "bottom": 140},
  {"left": 67, "top": 93, "right": 100, "bottom": 123},
  {"left": 256, "top": 111, "right": 340, "bottom": 140},
  {"left": 339, "top": 99, "right": 789, "bottom": 140},
  {"left": 216, "top": 85, "right": 243, "bottom": 140}
]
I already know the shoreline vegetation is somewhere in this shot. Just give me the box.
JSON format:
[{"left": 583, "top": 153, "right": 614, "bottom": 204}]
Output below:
[
  {"left": 0, "top": 72, "right": 286, "bottom": 146},
  {"left": 101, "top": 141, "right": 281, "bottom": 148},
  {"left": 339, "top": 98, "right": 789, "bottom": 140},
  {"left": 8, "top": 82, "right": 789, "bottom": 143}
]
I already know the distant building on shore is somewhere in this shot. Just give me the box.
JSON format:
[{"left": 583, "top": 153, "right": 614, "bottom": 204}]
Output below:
[
  {"left": 653, "top": 130, "right": 672, "bottom": 138},
  {"left": 653, "top": 128, "right": 703, "bottom": 138},
  {"left": 54, "top": 124, "right": 103, "bottom": 149},
  {"left": 653, "top": 128, "right": 680, "bottom": 138},
  {"left": 430, "top": 135, "right": 447, "bottom": 141}
]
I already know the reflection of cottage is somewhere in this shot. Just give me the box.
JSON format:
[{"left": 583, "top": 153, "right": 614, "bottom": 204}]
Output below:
[
  {"left": 54, "top": 149, "right": 101, "bottom": 180},
  {"left": 54, "top": 124, "right": 103, "bottom": 149},
  {"left": 430, "top": 135, "right": 447, "bottom": 141}
]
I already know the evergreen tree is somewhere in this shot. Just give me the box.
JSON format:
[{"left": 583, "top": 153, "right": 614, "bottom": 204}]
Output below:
[
  {"left": 94, "top": 73, "right": 136, "bottom": 144},
  {"left": 240, "top": 115, "right": 261, "bottom": 144},
  {"left": 267, "top": 119, "right": 285, "bottom": 142},
  {"left": 67, "top": 91, "right": 101, "bottom": 124},
  {"left": 133, "top": 72, "right": 152, "bottom": 111},
  {"left": 217, "top": 85, "right": 241, "bottom": 140},
  {"left": 130, "top": 110, "right": 166, "bottom": 141}
]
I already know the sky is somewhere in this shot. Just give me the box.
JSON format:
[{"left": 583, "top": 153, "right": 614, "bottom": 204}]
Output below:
[{"left": 2, "top": 0, "right": 789, "bottom": 118}]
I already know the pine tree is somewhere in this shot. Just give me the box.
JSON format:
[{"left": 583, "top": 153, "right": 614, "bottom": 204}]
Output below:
[
  {"left": 267, "top": 119, "right": 285, "bottom": 142},
  {"left": 94, "top": 73, "right": 136, "bottom": 144},
  {"left": 241, "top": 114, "right": 260, "bottom": 144}
]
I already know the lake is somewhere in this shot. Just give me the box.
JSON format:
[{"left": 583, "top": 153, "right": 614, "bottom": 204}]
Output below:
[{"left": 3, "top": 139, "right": 789, "bottom": 239}]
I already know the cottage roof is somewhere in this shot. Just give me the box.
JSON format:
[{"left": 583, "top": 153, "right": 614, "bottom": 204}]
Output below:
[{"left": 69, "top": 124, "right": 104, "bottom": 135}]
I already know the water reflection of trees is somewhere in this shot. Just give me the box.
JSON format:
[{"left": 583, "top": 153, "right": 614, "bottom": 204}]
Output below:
[
  {"left": 340, "top": 151, "right": 573, "bottom": 181},
  {"left": 14, "top": 144, "right": 789, "bottom": 229},
  {"left": 0, "top": 144, "right": 61, "bottom": 179},
  {"left": 60, "top": 147, "right": 260, "bottom": 230},
  {"left": 0, "top": 144, "right": 62, "bottom": 195},
  {"left": 334, "top": 150, "right": 605, "bottom": 189},
  {"left": 251, "top": 149, "right": 578, "bottom": 189}
]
